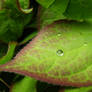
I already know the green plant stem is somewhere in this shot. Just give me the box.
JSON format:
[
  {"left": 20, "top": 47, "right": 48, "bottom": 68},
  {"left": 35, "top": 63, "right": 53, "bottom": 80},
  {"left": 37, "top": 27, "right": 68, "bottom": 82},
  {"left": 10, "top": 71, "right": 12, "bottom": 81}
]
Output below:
[
  {"left": 19, "top": 31, "right": 38, "bottom": 45},
  {"left": 0, "top": 78, "right": 10, "bottom": 88},
  {"left": 11, "top": 76, "right": 37, "bottom": 92},
  {"left": 0, "top": 41, "right": 17, "bottom": 64}
]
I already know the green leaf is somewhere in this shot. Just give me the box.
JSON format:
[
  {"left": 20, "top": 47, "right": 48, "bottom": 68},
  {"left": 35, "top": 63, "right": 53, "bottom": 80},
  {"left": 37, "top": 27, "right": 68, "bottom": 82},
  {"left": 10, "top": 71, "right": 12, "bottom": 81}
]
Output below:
[
  {"left": 38, "top": 0, "right": 69, "bottom": 28},
  {"left": 10, "top": 77, "right": 37, "bottom": 92},
  {"left": 1, "top": 21, "right": 92, "bottom": 87},
  {"left": 0, "top": 0, "right": 32, "bottom": 43},
  {"left": 36, "top": 0, "right": 55, "bottom": 8},
  {"left": 64, "top": 0, "right": 92, "bottom": 20}
]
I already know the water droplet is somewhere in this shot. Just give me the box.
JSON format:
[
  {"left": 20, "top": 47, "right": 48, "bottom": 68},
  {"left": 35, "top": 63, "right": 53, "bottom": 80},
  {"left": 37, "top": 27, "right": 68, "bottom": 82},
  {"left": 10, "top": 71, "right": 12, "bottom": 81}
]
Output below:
[
  {"left": 84, "top": 42, "right": 87, "bottom": 46},
  {"left": 57, "top": 50, "right": 64, "bottom": 56},
  {"left": 57, "top": 33, "right": 61, "bottom": 37}
]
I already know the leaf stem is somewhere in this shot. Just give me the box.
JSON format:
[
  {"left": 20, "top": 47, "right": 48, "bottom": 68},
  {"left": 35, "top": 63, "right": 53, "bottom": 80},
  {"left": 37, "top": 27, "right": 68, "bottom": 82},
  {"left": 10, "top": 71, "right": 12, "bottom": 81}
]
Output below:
[
  {"left": 18, "top": 31, "right": 38, "bottom": 46},
  {"left": 0, "top": 78, "right": 10, "bottom": 88},
  {"left": 0, "top": 41, "right": 17, "bottom": 64}
]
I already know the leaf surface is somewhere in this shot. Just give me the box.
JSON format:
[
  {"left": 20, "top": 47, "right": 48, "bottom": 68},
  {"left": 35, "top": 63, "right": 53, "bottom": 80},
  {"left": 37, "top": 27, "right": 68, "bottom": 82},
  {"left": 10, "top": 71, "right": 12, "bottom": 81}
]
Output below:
[
  {"left": 38, "top": 0, "right": 69, "bottom": 27},
  {"left": 36, "top": 0, "right": 55, "bottom": 8},
  {"left": 64, "top": 0, "right": 92, "bottom": 20},
  {"left": 0, "top": 21, "right": 92, "bottom": 87}
]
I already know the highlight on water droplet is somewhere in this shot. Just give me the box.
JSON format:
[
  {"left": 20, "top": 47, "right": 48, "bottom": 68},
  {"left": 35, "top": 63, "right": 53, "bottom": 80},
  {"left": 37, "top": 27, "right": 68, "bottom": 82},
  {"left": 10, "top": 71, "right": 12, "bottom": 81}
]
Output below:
[
  {"left": 57, "top": 33, "right": 61, "bottom": 37},
  {"left": 84, "top": 42, "right": 87, "bottom": 46},
  {"left": 56, "top": 50, "right": 64, "bottom": 56}
]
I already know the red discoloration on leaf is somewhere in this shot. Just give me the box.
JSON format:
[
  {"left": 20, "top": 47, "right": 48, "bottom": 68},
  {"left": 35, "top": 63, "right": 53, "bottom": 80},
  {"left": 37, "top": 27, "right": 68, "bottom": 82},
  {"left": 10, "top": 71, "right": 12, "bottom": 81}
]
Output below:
[
  {"left": 0, "top": 64, "right": 92, "bottom": 87},
  {"left": 0, "top": 21, "right": 92, "bottom": 87}
]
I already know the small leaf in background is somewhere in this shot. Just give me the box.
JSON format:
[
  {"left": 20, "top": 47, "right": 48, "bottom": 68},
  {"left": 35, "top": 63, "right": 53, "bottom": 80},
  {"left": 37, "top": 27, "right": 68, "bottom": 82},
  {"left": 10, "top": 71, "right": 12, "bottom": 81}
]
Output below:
[
  {"left": 10, "top": 76, "right": 37, "bottom": 92},
  {"left": 38, "top": 0, "right": 69, "bottom": 28},
  {"left": 36, "top": 0, "right": 55, "bottom": 8},
  {"left": 0, "top": 21, "right": 92, "bottom": 87},
  {"left": 0, "top": 0, "right": 33, "bottom": 43},
  {"left": 64, "top": 0, "right": 92, "bottom": 20}
]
